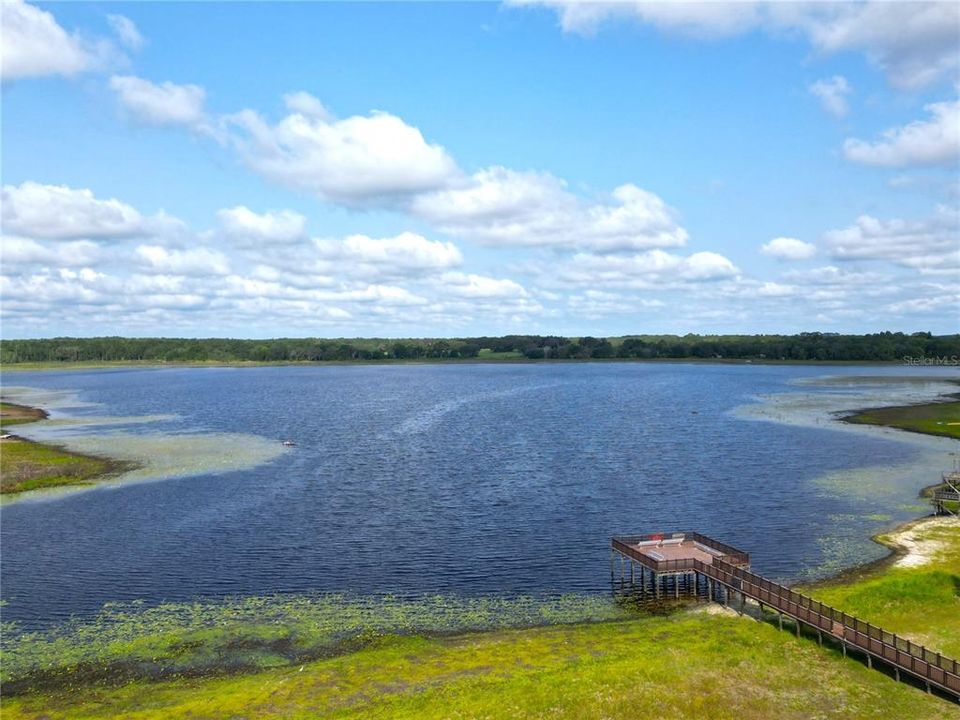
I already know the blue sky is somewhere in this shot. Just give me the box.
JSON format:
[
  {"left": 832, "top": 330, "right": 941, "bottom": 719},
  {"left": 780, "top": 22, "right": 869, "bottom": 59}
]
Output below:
[{"left": 2, "top": 1, "right": 958, "bottom": 338}]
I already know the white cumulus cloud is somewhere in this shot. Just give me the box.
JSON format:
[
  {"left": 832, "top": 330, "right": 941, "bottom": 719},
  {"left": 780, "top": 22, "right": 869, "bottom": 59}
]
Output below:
[
  {"left": 510, "top": 1, "right": 960, "bottom": 89},
  {"left": 222, "top": 93, "right": 460, "bottom": 206},
  {"left": 217, "top": 206, "right": 307, "bottom": 245},
  {"left": 808, "top": 76, "right": 851, "bottom": 118},
  {"left": 823, "top": 205, "right": 959, "bottom": 274},
  {"left": 412, "top": 167, "right": 688, "bottom": 252},
  {"left": 134, "top": 245, "right": 231, "bottom": 276},
  {"left": 107, "top": 14, "right": 143, "bottom": 51},
  {"left": 843, "top": 98, "right": 960, "bottom": 167},
  {"left": 551, "top": 249, "right": 740, "bottom": 288},
  {"left": 110, "top": 75, "right": 207, "bottom": 127},
  {"left": 1, "top": 0, "right": 108, "bottom": 80},
  {"left": 0, "top": 237, "right": 103, "bottom": 267},
  {"left": 761, "top": 237, "right": 817, "bottom": 261},
  {"left": 324, "top": 232, "right": 463, "bottom": 271},
  {"left": 1, "top": 182, "right": 145, "bottom": 239},
  {"left": 439, "top": 272, "right": 528, "bottom": 299}
]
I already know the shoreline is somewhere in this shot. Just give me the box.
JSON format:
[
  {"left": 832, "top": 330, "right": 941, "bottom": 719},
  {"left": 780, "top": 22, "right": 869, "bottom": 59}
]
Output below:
[
  {"left": 0, "top": 401, "right": 138, "bottom": 495},
  {"left": 3, "top": 373, "right": 960, "bottom": 714},
  {"left": 1, "top": 357, "right": 939, "bottom": 372},
  {"left": 840, "top": 395, "right": 960, "bottom": 441},
  {"left": 801, "top": 514, "right": 957, "bottom": 592}
]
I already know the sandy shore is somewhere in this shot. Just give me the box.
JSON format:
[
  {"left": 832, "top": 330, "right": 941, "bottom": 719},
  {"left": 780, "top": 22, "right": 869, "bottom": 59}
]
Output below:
[{"left": 880, "top": 515, "right": 960, "bottom": 568}]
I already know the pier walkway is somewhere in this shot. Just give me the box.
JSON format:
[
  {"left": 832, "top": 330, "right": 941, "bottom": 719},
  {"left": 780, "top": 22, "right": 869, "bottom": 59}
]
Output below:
[
  {"left": 612, "top": 532, "right": 960, "bottom": 701},
  {"left": 934, "top": 471, "right": 960, "bottom": 516}
]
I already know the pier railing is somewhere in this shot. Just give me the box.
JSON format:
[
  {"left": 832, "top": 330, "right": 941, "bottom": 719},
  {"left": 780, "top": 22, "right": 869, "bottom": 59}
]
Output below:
[
  {"left": 611, "top": 532, "right": 749, "bottom": 573},
  {"left": 696, "top": 558, "right": 960, "bottom": 698}
]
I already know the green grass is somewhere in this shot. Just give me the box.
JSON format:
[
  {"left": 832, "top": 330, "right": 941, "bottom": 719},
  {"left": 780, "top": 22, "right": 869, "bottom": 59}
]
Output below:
[
  {"left": 5, "top": 520, "right": 960, "bottom": 718},
  {"left": 803, "top": 520, "right": 960, "bottom": 658},
  {"left": 844, "top": 400, "right": 960, "bottom": 440},
  {"left": 5, "top": 611, "right": 953, "bottom": 719},
  {"left": 0, "top": 402, "right": 46, "bottom": 430},
  {"left": 476, "top": 348, "right": 524, "bottom": 360},
  {"left": 0, "top": 437, "right": 128, "bottom": 494},
  {"left": 0, "top": 595, "right": 633, "bottom": 691},
  {"left": 0, "top": 401, "right": 134, "bottom": 494}
]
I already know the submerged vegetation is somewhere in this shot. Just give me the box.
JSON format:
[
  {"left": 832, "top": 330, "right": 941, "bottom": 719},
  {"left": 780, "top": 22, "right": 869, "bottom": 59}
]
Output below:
[
  {"left": 0, "top": 437, "right": 130, "bottom": 494},
  {"left": 1, "top": 595, "right": 635, "bottom": 693},
  {"left": 804, "top": 519, "right": 960, "bottom": 659},
  {"left": 4, "top": 520, "right": 959, "bottom": 718},
  {"left": 844, "top": 400, "right": 960, "bottom": 440},
  {"left": 3, "top": 362, "right": 959, "bottom": 716},
  {"left": 7, "top": 612, "right": 954, "bottom": 720},
  {"left": 0, "top": 402, "right": 131, "bottom": 494},
  {"left": 3, "top": 331, "right": 959, "bottom": 365}
]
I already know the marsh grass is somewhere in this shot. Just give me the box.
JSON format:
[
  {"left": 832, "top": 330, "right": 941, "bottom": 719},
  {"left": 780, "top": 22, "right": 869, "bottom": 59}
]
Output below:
[
  {"left": 844, "top": 400, "right": 960, "bottom": 440},
  {"left": 4, "top": 521, "right": 960, "bottom": 717},
  {"left": 803, "top": 520, "right": 960, "bottom": 658},
  {"left": 0, "top": 438, "right": 131, "bottom": 494},
  {"left": 1, "top": 594, "right": 636, "bottom": 694},
  {"left": 5, "top": 613, "right": 953, "bottom": 720}
]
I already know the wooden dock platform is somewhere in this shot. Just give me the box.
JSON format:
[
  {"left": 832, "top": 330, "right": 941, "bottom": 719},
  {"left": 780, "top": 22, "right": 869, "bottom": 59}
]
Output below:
[
  {"left": 934, "top": 471, "right": 960, "bottom": 516},
  {"left": 612, "top": 531, "right": 960, "bottom": 701}
]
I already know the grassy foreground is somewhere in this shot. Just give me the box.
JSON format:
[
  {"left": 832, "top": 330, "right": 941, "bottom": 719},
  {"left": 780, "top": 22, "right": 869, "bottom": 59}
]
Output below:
[
  {"left": 5, "top": 519, "right": 959, "bottom": 719},
  {"left": 844, "top": 399, "right": 960, "bottom": 440}
]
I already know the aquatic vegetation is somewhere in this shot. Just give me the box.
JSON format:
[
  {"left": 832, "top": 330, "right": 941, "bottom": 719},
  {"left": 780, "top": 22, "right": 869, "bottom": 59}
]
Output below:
[
  {"left": 804, "top": 519, "right": 960, "bottom": 659},
  {"left": 844, "top": 401, "right": 960, "bottom": 440},
  {"left": 1, "top": 387, "right": 286, "bottom": 502},
  {"left": 4, "top": 608, "right": 952, "bottom": 719},
  {"left": 44, "top": 431, "right": 287, "bottom": 484},
  {"left": 0, "top": 438, "right": 132, "bottom": 494},
  {"left": 1, "top": 593, "right": 635, "bottom": 693}
]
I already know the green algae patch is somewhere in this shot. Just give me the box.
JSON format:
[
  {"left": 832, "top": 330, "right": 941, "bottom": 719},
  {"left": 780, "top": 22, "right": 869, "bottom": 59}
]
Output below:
[
  {"left": 1, "top": 594, "right": 635, "bottom": 694},
  {"left": 6, "top": 519, "right": 960, "bottom": 718},
  {"left": 0, "top": 400, "right": 135, "bottom": 494}
]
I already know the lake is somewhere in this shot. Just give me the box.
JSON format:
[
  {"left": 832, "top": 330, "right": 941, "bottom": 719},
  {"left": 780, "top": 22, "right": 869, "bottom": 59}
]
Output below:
[{"left": 1, "top": 362, "right": 958, "bottom": 629}]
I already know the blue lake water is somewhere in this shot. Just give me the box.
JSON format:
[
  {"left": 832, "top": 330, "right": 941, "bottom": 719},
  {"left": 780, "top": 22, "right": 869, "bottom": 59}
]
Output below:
[{"left": 1, "top": 363, "right": 958, "bottom": 629}]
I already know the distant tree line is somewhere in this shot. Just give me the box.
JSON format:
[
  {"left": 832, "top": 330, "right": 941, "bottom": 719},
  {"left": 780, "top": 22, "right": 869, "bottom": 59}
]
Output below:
[{"left": 1, "top": 332, "right": 957, "bottom": 364}]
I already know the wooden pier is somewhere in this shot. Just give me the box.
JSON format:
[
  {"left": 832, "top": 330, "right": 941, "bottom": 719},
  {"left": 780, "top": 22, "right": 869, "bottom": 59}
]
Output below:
[
  {"left": 933, "top": 471, "right": 960, "bottom": 516},
  {"left": 612, "top": 531, "right": 960, "bottom": 701}
]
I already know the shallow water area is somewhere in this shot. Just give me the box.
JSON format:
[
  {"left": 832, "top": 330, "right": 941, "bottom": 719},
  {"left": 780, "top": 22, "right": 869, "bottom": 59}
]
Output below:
[{"left": 1, "top": 384, "right": 286, "bottom": 505}]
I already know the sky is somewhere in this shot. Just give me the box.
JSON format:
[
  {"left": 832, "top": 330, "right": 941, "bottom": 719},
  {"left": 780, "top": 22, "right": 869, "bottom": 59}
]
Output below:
[{"left": 1, "top": 0, "right": 958, "bottom": 339}]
